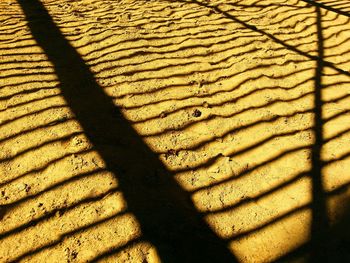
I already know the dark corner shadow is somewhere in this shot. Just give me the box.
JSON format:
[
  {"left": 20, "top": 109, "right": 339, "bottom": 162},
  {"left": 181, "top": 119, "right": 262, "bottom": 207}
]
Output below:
[
  {"left": 15, "top": 0, "right": 237, "bottom": 262},
  {"left": 275, "top": 195, "right": 350, "bottom": 263},
  {"left": 327, "top": 198, "right": 350, "bottom": 262}
]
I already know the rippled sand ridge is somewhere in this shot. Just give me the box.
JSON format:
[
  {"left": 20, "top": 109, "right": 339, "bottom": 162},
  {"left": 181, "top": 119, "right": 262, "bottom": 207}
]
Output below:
[{"left": 1, "top": 0, "right": 350, "bottom": 262}]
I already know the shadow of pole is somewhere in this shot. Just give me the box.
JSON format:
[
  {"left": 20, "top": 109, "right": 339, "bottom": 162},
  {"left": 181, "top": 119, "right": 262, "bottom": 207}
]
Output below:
[
  {"left": 15, "top": 0, "right": 237, "bottom": 262},
  {"left": 310, "top": 5, "right": 330, "bottom": 261}
]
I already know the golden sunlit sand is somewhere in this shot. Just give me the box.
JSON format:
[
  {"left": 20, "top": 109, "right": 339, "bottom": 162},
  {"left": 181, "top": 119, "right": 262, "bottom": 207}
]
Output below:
[{"left": 1, "top": 0, "right": 350, "bottom": 262}]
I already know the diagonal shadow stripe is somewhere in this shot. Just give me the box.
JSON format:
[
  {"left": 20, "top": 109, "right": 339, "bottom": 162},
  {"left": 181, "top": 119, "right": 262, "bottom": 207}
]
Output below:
[
  {"left": 15, "top": 0, "right": 237, "bottom": 262},
  {"left": 301, "top": 0, "right": 350, "bottom": 18}
]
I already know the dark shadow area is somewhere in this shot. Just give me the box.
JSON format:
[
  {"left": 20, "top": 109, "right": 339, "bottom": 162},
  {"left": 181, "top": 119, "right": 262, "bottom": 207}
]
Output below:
[
  {"left": 327, "top": 199, "right": 350, "bottom": 262},
  {"left": 14, "top": 0, "right": 238, "bottom": 262},
  {"left": 276, "top": 195, "right": 350, "bottom": 262}
]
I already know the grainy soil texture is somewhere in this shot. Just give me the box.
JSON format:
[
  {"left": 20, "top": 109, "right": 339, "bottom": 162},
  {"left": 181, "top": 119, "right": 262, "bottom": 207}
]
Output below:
[{"left": 1, "top": 0, "right": 350, "bottom": 262}]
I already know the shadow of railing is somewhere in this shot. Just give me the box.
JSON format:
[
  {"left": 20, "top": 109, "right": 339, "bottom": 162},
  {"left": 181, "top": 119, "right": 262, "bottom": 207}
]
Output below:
[{"left": 1, "top": 0, "right": 350, "bottom": 262}]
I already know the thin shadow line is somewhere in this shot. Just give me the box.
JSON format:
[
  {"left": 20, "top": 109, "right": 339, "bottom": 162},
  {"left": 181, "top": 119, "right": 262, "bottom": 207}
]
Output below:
[
  {"left": 15, "top": 0, "right": 237, "bottom": 262},
  {"left": 301, "top": 0, "right": 350, "bottom": 18}
]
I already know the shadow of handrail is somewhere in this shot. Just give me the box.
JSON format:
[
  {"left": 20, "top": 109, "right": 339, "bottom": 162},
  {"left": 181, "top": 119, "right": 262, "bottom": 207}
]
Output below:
[{"left": 1, "top": 0, "right": 349, "bottom": 261}]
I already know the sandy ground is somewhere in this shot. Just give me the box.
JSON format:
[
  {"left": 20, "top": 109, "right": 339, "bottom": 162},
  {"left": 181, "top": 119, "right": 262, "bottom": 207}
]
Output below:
[{"left": 1, "top": 0, "right": 350, "bottom": 262}]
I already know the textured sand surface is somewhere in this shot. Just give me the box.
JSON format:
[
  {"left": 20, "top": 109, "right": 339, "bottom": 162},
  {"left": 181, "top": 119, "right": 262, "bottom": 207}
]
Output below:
[{"left": 1, "top": 0, "right": 350, "bottom": 262}]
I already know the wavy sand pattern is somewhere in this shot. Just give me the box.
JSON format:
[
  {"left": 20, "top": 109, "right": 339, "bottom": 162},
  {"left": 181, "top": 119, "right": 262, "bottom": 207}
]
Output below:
[{"left": 1, "top": 0, "right": 350, "bottom": 262}]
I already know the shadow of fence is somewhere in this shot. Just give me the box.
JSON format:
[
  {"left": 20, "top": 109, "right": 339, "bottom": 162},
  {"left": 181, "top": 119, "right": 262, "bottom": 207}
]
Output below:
[{"left": 1, "top": 0, "right": 350, "bottom": 262}]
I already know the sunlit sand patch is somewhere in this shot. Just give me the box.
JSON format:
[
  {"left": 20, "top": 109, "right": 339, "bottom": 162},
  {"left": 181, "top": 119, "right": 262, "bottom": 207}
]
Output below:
[{"left": 228, "top": 207, "right": 312, "bottom": 262}]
